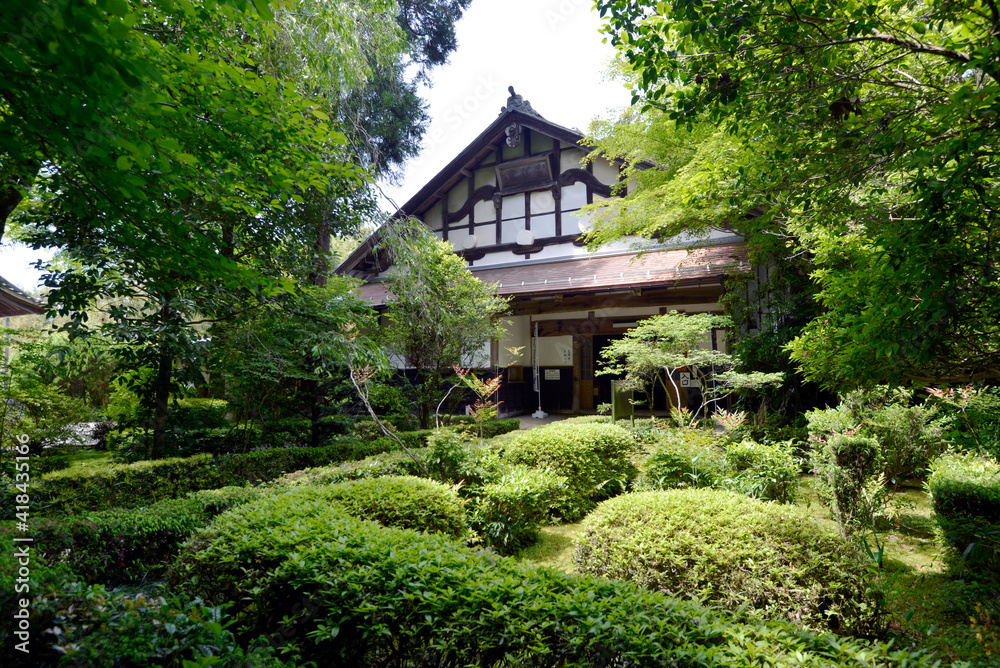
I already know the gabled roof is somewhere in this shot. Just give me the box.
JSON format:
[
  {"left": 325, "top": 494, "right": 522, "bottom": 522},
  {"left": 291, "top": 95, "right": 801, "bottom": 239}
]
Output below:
[
  {"left": 0, "top": 275, "right": 44, "bottom": 317},
  {"left": 337, "top": 87, "right": 594, "bottom": 275}
]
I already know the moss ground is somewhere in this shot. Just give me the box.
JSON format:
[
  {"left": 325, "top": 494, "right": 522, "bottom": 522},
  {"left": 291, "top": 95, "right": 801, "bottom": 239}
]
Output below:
[{"left": 515, "top": 476, "right": 998, "bottom": 666}]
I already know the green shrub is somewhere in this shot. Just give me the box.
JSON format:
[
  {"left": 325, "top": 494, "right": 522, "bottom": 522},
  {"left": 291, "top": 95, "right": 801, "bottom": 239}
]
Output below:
[
  {"left": 723, "top": 439, "right": 799, "bottom": 503},
  {"left": 470, "top": 466, "right": 568, "bottom": 554},
  {"left": 425, "top": 429, "right": 468, "bottom": 483},
  {"left": 273, "top": 448, "right": 431, "bottom": 488},
  {"left": 574, "top": 489, "right": 881, "bottom": 635},
  {"left": 634, "top": 429, "right": 725, "bottom": 491},
  {"left": 172, "top": 398, "right": 231, "bottom": 429},
  {"left": 23, "top": 486, "right": 264, "bottom": 584},
  {"left": 33, "top": 437, "right": 403, "bottom": 514},
  {"left": 806, "top": 388, "right": 946, "bottom": 481},
  {"left": 812, "top": 433, "right": 883, "bottom": 536},
  {"left": 7, "top": 581, "right": 290, "bottom": 668},
  {"left": 262, "top": 416, "right": 312, "bottom": 446},
  {"left": 927, "top": 452, "right": 1000, "bottom": 572},
  {"left": 168, "top": 495, "right": 934, "bottom": 667},
  {"left": 314, "top": 476, "right": 467, "bottom": 537},
  {"left": 108, "top": 424, "right": 265, "bottom": 460},
  {"left": 625, "top": 417, "right": 673, "bottom": 444},
  {"left": 452, "top": 417, "right": 521, "bottom": 440},
  {"left": 932, "top": 385, "right": 1000, "bottom": 459},
  {"left": 502, "top": 423, "right": 638, "bottom": 520}
]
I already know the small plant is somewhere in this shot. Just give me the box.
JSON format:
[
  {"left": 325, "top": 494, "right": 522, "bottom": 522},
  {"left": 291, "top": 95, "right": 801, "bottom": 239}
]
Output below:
[
  {"left": 451, "top": 365, "right": 503, "bottom": 444},
  {"left": 425, "top": 430, "right": 468, "bottom": 483},
  {"left": 714, "top": 408, "right": 747, "bottom": 435}
]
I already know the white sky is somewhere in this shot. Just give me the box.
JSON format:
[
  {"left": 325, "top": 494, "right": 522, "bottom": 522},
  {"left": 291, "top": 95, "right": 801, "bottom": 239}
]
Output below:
[{"left": 0, "top": 0, "right": 631, "bottom": 293}]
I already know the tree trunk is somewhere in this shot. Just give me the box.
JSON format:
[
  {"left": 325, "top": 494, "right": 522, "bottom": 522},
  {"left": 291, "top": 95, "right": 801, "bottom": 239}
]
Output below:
[
  {"left": 307, "top": 218, "right": 332, "bottom": 445},
  {"left": 0, "top": 157, "right": 41, "bottom": 244},
  {"left": 151, "top": 346, "right": 172, "bottom": 459}
]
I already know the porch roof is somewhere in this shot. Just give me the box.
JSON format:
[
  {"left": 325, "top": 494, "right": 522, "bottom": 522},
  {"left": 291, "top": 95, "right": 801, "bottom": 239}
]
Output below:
[{"left": 354, "top": 241, "right": 748, "bottom": 306}]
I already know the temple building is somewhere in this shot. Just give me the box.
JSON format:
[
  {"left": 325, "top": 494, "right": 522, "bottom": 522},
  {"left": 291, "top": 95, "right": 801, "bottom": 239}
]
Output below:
[{"left": 337, "top": 88, "right": 747, "bottom": 416}]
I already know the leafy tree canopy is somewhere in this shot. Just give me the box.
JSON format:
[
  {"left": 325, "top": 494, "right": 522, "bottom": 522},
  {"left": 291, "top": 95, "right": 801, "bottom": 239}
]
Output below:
[
  {"left": 380, "top": 219, "right": 510, "bottom": 428},
  {"left": 595, "top": 0, "right": 1000, "bottom": 388}
]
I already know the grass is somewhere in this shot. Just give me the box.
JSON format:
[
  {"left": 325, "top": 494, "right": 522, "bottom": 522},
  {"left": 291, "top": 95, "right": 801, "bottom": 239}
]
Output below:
[
  {"left": 56, "top": 448, "right": 116, "bottom": 474},
  {"left": 514, "top": 475, "right": 999, "bottom": 666},
  {"left": 515, "top": 522, "right": 584, "bottom": 573}
]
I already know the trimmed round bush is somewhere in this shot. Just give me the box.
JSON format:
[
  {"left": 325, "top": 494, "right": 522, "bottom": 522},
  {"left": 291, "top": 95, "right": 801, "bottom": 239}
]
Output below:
[
  {"left": 318, "top": 475, "right": 467, "bottom": 538},
  {"left": 502, "top": 423, "right": 638, "bottom": 520},
  {"left": 167, "top": 493, "right": 935, "bottom": 667},
  {"left": 574, "top": 489, "right": 880, "bottom": 634}
]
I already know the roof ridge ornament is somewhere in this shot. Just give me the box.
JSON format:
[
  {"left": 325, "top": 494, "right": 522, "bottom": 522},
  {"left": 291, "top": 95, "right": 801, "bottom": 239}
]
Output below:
[{"left": 499, "top": 86, "right": 541, "bottom": 118}]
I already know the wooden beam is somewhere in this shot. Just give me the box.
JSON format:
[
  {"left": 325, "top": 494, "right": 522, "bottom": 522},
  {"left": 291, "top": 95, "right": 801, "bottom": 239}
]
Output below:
[{"left": 509, "top": 286, "right": 723, "bottom": 317}]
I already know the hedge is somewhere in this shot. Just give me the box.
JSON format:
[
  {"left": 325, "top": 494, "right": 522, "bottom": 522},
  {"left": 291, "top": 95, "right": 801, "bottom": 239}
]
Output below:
[
  {"left": 574, "top": 489, "right": 881, "bottom": 635},
  {"left": 502, "top": 422, "right": 639, "bottom": 520},
  {"left": 17, "top": 486, "right": 265, "bottom": 585},
  {"left": 927, "top": 451, "right": 1000, "bottom": 572},
  {"left": 167, "top": 493, "right": 936, "bottom": 667},
  {"left": 26, "top": 437, "right": 406, "bottom": 515}
]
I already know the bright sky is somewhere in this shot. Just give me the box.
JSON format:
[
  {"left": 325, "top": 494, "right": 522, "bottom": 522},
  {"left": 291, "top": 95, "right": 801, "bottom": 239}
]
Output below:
[{"left": 0, "top": 0, "right": 631, "bottom": 293}]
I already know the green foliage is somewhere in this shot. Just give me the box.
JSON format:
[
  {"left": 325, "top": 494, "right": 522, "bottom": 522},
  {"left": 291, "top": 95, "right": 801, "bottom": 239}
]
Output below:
[
  {"left": 927, "top": 385, "right": 1000, "bottom": 459},
  {"left": 29, "top": 438, "right": 402, "bottom": 514},
  {"left": 595, "top": 0, "right": 1000, "bottom": 387},
  {"left": 168, "top": 496, "right": 934, "bottom": 666},
  {"left": 812, "top": 434, "right": 884, "bottom": 537},
  {"left": 927, "top": 452, "right": 1000, "bottom": 573},
  {"left": 574, "top": 489, "right": 881, "bottom": 635},
  {"left": 0, "top": 337, "right": 93, "bottom": 449},
  {"left": 425, "top": 429, "right": 468, "bottom": 483},
  {"left": 311, "top": 476, "right": 467, "bottom": 538},
  {"left": 171, "top": 398, "right": 230, "bottom": 430},
  {"left": 379, "top": 219, "right": 510, "bottom": 428},
  {"left": 273, "top": 447, "right": 432, "bottom": 488},
  {"left": 722, "top": 439, "right": 800, "bottom": 504},
  {"left": 599, "top": 311, "right": 781, "bottom": 424},
  {"left": 22, "top": 486, "right": 263, "bottom": 585},
  {"left": 502, "top": 423, "right": 639, "bottom": 521},
  {"left": 470, "top": 466, "right": 568, "bottom": 555},
  {"left": 211, "top": 281, "right": 387, "bottom": 440},
  {"left": 634, "top": 429, "right": 726, "bottom": 491},
  {"left": 807, "top": 388, "right": 947, "bottom": 481},
  {"left": 0, "top": 530, "right": 77, "bottom": 650},
  {"left": 8, "top": 582, "right": 289, "bottom": 668},
  {"left": 635, "top": 431, "right": 798, "bottom": 503}
]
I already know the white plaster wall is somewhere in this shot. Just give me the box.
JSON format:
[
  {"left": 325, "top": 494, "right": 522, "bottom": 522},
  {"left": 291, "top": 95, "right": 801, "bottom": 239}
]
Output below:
[
  {"left": 536, "top": 335, "right": 574, "bottom": 366},
  {"left": 592, "top": 157, "right": 620, "bottom": 186}
]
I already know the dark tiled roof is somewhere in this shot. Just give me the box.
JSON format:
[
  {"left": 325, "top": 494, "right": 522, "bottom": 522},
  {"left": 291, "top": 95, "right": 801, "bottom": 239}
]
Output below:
[
  {"left": 355, "top": 242, "right": 748, "bottom": 305},
  {"left": 0, "top": 274, "right": 44, "bottom": 317}
]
